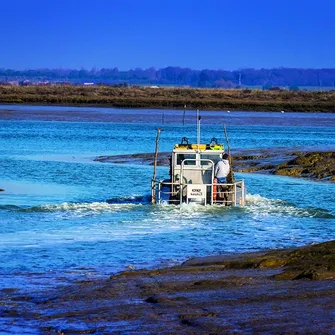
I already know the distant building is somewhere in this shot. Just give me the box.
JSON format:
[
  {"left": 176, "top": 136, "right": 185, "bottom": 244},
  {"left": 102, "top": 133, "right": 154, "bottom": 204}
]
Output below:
[{"left": 19, "top": 79, "right": 31, "bottom": 86}]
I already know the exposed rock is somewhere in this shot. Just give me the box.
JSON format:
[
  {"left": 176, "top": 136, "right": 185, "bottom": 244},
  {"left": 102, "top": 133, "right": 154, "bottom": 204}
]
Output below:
[
  {"left": 2, "top": 241, "right": 335, "bottom": 333},
  {"left": 275, "top": 152, "right": 335, "bottom": 181},
  {"left": 293, "top": 270, "right": 319, "bottom": 280},
  {"left": 95, "top": 152, "right": 170, "bottom": 166},
  {"left": 145, "top": 296, "right": 159, "bottom": 303},
  {"left": 184, "top": 240, "right": 335, "bottom": 280}
]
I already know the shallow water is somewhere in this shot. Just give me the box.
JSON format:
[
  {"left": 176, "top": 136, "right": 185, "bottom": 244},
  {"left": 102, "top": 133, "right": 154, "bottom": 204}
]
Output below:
[{"left": 0, "top": 107, "right": 335, "bottom": 297}]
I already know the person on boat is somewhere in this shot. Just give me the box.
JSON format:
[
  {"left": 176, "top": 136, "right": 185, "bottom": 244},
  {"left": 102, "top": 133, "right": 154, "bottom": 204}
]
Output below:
[
  {"left": 214, "top": 153, "right": 230, "bottom": 204},
  {"left": 214, "top": 153, "right": 230, "bottom": 183}
]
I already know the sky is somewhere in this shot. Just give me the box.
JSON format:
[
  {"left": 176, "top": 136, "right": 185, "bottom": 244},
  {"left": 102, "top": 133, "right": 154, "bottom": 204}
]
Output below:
[{"left": 1, "top": 0, "right": 334, "bottom": 71}]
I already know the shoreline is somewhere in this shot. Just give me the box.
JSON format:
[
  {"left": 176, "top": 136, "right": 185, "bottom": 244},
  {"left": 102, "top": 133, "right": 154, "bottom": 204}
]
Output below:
[
  {"left": 1, "top": 101, "right": 333, "bottom": 113},
  {"left": 1, "top": 240, "right": 334, "bottom": 333},
  {"left": 1, "top": 86, "right": 335, "bottom": 112},
  {"left": 0, "top": 101, "right": 334, "bottom": 115}
]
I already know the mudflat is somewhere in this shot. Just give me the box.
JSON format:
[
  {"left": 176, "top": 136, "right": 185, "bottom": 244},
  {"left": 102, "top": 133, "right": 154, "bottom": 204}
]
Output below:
[{"left": 1, "top": 241, "right": 334, "bottom": 334}]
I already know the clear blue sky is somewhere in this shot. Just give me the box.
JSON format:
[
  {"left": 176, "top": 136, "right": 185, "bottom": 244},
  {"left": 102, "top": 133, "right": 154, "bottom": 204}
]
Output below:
[{"left": 1, "top": 0, "right": 334, "bottom": 71}]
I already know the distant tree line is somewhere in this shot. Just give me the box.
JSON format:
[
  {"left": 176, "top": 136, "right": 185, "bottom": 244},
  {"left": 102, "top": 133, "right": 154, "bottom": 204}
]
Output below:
[{"left": 1, "top": 67, "right": 335, "bottom": 89}]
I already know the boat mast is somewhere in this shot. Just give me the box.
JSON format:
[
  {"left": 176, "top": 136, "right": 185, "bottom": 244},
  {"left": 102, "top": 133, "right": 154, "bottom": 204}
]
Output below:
[
  {"left": 151, "top": 128, "right": 161, "bottom": 204},
  {"left": 224, "top": 124, "right": 235, "bottom": 183},
  {"left": 196, "top": 109, "right": 201, "bottom": 146}
]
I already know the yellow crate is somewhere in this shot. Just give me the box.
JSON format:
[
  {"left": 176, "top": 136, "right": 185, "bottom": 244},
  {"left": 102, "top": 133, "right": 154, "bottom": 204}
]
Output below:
[
  {"left": 174, "top": 144, "right": 189, "bottom": 150},
  {"left": 191, "top": 144, "right": 206, "bottom": 150}
]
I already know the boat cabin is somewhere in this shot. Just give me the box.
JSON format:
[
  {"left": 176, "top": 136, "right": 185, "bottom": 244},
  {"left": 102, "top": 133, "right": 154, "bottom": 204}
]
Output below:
[{"left": 153, "top": 137, "right": 245, "bottom": 206}]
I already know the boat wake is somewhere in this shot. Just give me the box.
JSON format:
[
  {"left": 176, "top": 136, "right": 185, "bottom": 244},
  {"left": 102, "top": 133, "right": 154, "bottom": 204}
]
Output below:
[
  {"left": 9, "top": 195, "right": 150, "bottom": 214},
  {"left": 1, "top": 193, "right": 333, "bottom": 220},
  {"left": 246, "top": 194, "right": 334, "bottom": 219},
  {"left": 25, "top": 202, "right": 139, "bottom": 213},
  {"left": 0, "top": 195, "right": 150, "bottom": 212}
]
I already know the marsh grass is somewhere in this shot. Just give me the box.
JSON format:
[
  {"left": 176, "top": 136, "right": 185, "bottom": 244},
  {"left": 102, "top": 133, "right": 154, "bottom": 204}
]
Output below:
[{"left": 0, "top": 85, "right": 334, "bottom": 112}]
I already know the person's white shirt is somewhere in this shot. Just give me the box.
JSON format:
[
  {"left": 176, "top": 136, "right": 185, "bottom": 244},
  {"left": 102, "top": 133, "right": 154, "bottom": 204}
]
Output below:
[{"left": 215, "top": 158, "right": 230, "bottom": 178}]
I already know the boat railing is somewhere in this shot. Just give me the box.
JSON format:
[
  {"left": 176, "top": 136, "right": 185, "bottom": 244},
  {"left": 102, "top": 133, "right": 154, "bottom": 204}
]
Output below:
[
  {"left": 213, "top": 180, "right": 245, "bottom": 206},
  {"left": 156, "top": 179, "right": 245, "bottom": 206}
]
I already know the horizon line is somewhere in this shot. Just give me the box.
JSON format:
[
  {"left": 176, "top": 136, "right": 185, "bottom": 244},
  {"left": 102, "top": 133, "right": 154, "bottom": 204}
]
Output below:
[{"left": 2, "top": 66, "right": 335, "bottom": 72}]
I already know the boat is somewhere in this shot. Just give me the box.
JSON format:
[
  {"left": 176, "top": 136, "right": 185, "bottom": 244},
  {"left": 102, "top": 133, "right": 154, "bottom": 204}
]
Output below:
[{"left": 151, "top": 116, "right": 246, "bottom": 206}]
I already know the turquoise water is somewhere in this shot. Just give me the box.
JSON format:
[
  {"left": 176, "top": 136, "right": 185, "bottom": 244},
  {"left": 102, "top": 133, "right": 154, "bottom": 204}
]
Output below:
[{"left": 0, "top": 106, "right": 335, "bottom": 295}]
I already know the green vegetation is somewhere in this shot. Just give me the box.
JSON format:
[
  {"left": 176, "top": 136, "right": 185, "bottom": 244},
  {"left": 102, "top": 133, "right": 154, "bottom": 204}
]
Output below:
[{"left": 1, "top": 85, "right": 334, "bottom": 112}]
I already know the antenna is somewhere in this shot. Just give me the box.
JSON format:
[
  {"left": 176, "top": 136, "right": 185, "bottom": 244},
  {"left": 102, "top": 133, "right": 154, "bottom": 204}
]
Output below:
[
  {"left": 197, "top": 109, "right": 201, "bottom": 145},
  {"left": 182, "top": 104, "right": 186, "bottom": 126}
]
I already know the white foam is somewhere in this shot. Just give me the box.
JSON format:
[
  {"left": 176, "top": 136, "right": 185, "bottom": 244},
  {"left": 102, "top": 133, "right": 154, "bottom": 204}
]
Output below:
[
  {"left": 246, "top": 193, "right": 280, "bottom": 205},
  {"left": 37, "top": 201, "right": 139, "bottom": 213},
  {"left": 245, "top": 193, "right": 328, "bottom": 218}
]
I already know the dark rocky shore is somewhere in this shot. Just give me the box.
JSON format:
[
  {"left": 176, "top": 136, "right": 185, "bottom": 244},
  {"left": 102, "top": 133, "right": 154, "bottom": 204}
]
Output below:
[
  {"left": 1, "top": 241, "right": 334, "bottom": 334},
  {"left": 95, "top": 147, "right": 335, "bottom": 182}
]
